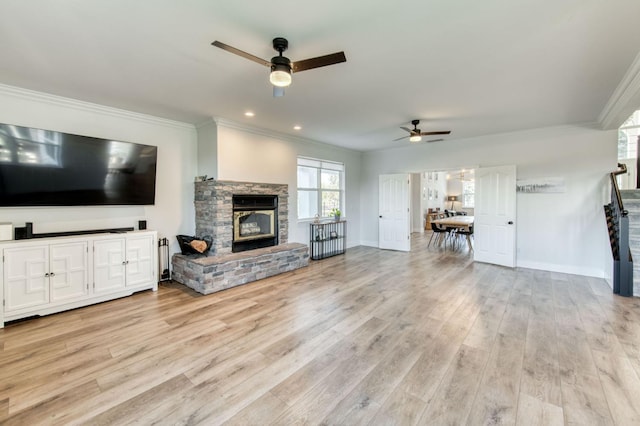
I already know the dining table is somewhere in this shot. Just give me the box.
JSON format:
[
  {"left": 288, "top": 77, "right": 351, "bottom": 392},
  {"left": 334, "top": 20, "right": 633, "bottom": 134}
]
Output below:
[{"left": 431, "top": 215, "right": 474, "bottom": 250}]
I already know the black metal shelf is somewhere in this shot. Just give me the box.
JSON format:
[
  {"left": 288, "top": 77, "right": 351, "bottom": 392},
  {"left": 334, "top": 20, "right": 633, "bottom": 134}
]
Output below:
[{"left": 310, "top": 221, "right": 346, "bottom": 260}]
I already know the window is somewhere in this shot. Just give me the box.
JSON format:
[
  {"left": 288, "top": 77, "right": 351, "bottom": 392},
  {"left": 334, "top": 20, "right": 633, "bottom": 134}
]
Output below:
[
  {"left": 619, "top": 109, "right": 640, "bottom": 160},
  {"left": 297, "top": 157, "right": 344, "bottom": 219},
  {"left": 462, "top": 180, "right": 475, "bottom": 208}
]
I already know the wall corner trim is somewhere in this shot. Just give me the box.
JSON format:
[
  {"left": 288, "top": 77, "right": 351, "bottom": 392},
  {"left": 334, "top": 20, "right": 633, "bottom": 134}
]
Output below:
[{"left": 195, "top": 118, "right": 217, "bottom": 129}]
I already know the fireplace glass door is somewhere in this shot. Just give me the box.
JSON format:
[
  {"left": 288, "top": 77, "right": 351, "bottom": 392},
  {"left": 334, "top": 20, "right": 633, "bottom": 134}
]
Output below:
[{"left": 233, "top": 210, "right": 276, "bottom": 242}]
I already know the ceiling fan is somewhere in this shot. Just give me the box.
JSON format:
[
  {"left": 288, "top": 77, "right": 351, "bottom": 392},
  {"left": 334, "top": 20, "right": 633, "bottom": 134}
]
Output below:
[
  {"left": 393, "top": 119, "right": 451, "bottom": 143},
  {"left": 212, "top": 37, "right": 346, "bottom": 96}
]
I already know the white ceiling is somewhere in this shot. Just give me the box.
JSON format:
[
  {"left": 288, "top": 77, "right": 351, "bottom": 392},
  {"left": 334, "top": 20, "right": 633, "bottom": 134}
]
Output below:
[{"left": 1, "top": 0, "right": 639, "bottom": 151}]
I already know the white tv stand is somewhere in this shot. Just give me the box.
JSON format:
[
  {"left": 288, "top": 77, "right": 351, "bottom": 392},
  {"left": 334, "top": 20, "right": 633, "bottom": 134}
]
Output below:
[{"left": 0, "top": 230, "right": 157, "bottom": 328}]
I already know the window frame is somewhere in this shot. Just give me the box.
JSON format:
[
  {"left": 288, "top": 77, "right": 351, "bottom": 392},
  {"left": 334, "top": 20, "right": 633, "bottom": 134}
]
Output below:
[
  {"left": 297, "top": 157, "right": 345, "bottom": 220},
  {"left": 618, "top": 109, "right": 640, "bottom": 160}
]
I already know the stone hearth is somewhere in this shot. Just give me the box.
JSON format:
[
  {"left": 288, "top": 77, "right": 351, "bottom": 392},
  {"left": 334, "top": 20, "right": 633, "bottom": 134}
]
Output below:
[{"left": 172, "top": 243, "right": 308, "bottom": 295}]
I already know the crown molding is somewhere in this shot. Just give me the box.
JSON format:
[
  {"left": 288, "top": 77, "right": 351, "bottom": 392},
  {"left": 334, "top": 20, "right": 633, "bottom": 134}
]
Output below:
[
  {"left": 598, "top": 51, "right": 640, "bottom": 130},
  {"left": 0, "top": 83, "right": 195, "bottom": 131},
  {"left": 195, "top": 118, "right": 217, "bottom": 129},
  {"left": 212, "top": 117, "right": 361, "bottom": 154}
]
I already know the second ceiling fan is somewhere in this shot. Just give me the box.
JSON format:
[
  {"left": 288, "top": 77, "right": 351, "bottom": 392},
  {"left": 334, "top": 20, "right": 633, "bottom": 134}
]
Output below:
[
  {"left": 394, "top": 120, "right": 451, "bottom": 143},
  {"left": 212, "top": 37, "right": 346, "bottom": 96}
]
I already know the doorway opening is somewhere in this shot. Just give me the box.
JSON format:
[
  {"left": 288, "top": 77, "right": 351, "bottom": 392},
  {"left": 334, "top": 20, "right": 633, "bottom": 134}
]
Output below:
[{"left": 417, "top": 168, "right": 476, "bottom": 233}]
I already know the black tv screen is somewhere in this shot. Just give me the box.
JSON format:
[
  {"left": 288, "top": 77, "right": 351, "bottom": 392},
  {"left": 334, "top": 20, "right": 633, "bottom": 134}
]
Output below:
[{"left": 0, "top": 123, "right": 157, "bottom": 206}]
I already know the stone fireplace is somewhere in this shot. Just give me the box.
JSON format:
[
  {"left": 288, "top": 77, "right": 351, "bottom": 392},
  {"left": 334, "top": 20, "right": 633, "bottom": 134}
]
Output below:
[
  {"left": 172, "top": 180, "right": 309, "bottom": 295},
  {"left": 194, "top": 180, "right": 289, "bottom": 255}
]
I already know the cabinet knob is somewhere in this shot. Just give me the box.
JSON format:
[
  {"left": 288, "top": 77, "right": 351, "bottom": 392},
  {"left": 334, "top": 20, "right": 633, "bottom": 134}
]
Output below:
[
  {"left": 122, "top": 261, "right": 127, "bottom": 265},
  {"left": 44, "top": 272, "right": 50, "bottom": 277},
  {"left": 50, "top": 272, "right": 55, "bottom": 277}
]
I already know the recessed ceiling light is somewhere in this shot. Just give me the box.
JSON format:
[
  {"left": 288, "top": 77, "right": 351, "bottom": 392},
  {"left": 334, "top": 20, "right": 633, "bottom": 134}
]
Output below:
[
  {"left": 244, "top": 111, "right": 255, "bottom": 117},
  {"left": 293, "top": 125, "right": 302, "bottom": 130}
]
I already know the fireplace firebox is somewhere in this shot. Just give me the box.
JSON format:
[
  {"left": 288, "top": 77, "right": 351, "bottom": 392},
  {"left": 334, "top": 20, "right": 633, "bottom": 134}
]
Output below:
[{"left": 232, "top": 194, "right": 278, "bottom": 252}]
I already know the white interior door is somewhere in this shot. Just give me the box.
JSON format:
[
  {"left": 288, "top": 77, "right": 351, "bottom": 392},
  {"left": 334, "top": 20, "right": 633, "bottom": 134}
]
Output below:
[
  {"left": 474, "top": 165, "right": 516, "bottom": 267},
  {"left": 379, "top": 174, "right": 411, "bottom": 251}
]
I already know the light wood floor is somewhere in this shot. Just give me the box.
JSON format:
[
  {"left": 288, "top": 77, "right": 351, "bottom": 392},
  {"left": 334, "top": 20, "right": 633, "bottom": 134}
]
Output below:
[{"left": 2, "top": 233, "right": 640, "bottom": 425}]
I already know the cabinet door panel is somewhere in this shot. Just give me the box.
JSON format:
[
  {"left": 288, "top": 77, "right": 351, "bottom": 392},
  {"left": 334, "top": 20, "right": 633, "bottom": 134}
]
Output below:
[
  {"left": 50, "top": 241, "right": 88, "bottom": 303},
  {"left": 4, "top": 246, "right": 49, "bottom": 312},
  {"left": 94, "top": 238, "right": 126, "bottom": 294},
  {"left": 126, "top": 234, "right": 155, "bottom": 287}
]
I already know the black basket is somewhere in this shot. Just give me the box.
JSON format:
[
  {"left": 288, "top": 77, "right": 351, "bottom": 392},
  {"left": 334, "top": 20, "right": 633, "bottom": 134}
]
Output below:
[{"left": 176, "top": 234, "right": 213, "bottom": 255}]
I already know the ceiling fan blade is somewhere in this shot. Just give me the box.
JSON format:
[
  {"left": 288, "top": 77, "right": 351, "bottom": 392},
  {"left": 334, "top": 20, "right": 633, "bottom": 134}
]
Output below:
[
  {"left": 427, "top": 138, "right": 444, "bottom": 143},
  {"left": 419, "top": 131, "right": 451, "bottom": 136},
  {"left": 393, "top": 135, "right": 409, "bottom": 142},
  {"left": 211, "top": 41, "right": 271, "bottom": 67},
  {"left": 292, "top": 51, "right": 346, "bottom": 72},
  {"left": 399, "top": 127, "right": 412, "bottom": 133}
]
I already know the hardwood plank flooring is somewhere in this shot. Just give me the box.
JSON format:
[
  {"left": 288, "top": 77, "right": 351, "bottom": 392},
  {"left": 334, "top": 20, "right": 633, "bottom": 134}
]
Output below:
[{"left": 0, "top": 232, "right": 636, "bottom": 424}]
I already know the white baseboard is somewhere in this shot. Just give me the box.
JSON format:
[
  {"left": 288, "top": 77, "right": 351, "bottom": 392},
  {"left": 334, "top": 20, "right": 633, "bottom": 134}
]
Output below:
[
  {"left": 604, "top": 276, "right": 614, "bottom": 289},
  {"left": 360, "top": 240, "right": 379, "bottom": 248},
  {"left": 516, "top": 260, "right": 605, "bottom": 278}
]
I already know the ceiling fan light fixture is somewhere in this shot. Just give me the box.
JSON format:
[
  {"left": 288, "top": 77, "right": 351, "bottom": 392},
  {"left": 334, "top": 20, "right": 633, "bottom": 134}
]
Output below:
[
  {"left": 409, "top": 135, "right": 422, "bottom": 143},
  {"left": 270, "top": 68, "right": 291, "bottom": 87},
  {"left": 270, "top": 61, "right": 292, "bottom": 87}
]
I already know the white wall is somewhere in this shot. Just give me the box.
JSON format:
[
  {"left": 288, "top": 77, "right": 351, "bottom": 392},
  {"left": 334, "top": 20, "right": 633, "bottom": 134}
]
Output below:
[
  {"left": 423, "top": 171, "right": 447, "bottom": 212},
  {"left": 446, "top": 178, "right": 463, "bottom": 209},
  {"left": 361, "top": 124, "right": 617, "bottom": 279},
  {"left": 0, "top": 84, "right": 198, "bottom": 256},
  {"left": 196, "top": 119, "right": 218, "bottom": 179},
  {"left": 214, "top": 119, "right": 362, "bottom": 247}
]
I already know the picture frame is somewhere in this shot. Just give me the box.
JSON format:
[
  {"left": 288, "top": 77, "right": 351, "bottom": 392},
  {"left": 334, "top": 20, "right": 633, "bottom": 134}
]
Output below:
[{"left": 516, "top": 176, "right": 566, "bottom": 193}]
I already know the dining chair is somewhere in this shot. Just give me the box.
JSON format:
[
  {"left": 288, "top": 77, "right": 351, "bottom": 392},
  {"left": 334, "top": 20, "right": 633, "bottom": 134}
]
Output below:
[
  {"left": 455, "top": 225, "right": 474, "bottom": 251},
  {"left": 428, "top": 222, "right": 449, "bottom": 248}
]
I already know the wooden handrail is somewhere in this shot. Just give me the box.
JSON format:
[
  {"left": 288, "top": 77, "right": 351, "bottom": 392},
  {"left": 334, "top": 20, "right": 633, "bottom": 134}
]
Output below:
[{"left": 610, "top": 163, "right": 627, "bottom": 216}]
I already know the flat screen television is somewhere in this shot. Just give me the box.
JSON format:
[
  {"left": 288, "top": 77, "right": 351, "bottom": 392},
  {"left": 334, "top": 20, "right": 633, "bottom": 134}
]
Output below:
[{"left": 0, "top": 123, "right": 157, "bottom": 206}]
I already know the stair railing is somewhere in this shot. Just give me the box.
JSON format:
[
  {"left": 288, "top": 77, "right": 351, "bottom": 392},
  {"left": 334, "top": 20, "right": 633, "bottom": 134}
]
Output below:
[{"left": 605, "top": 163, "right": 633, "bottom": 296}]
